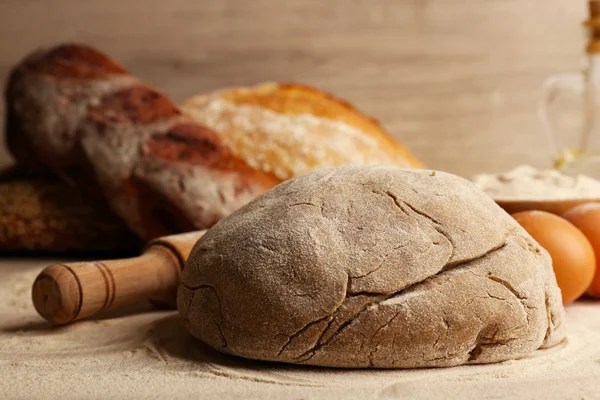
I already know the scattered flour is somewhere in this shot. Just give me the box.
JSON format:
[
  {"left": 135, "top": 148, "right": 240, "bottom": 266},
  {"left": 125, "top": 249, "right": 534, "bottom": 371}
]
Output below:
[{"left": 0, "top": 258, "right": 598, "bottom": 399}]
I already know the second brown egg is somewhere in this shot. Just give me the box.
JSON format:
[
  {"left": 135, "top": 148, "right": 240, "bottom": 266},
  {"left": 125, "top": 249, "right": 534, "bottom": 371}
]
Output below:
[{"left": 512, "top": 210, "right": 595, "bottom": 304}]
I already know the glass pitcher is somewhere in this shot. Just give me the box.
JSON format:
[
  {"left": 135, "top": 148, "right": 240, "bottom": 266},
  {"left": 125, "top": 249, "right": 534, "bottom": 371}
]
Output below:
[{"left": 539, "top": 2, "right": 600, "bottom": 179}]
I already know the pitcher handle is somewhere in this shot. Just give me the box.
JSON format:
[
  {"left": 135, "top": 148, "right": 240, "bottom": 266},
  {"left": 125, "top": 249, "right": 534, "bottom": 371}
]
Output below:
[{"left": 537, "top": 72, "right": 586, "bottom": 159}]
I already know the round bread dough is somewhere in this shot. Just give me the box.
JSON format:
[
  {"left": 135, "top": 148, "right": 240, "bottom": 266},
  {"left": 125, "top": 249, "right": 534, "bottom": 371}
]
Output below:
[{"left": 178, "top": 166, "right": 566, "bottom": 368}]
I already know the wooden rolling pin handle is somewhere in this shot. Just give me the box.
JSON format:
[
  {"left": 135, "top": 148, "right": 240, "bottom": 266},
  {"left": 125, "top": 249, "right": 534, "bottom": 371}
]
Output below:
[{"left": 32, "top": 230, "right": 206, "bottom": 325}]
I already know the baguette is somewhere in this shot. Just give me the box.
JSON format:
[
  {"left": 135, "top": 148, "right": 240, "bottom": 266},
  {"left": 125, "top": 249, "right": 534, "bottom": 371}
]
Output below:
[{"left": 6, "top": 44, "right": 278, "bottom": 240}]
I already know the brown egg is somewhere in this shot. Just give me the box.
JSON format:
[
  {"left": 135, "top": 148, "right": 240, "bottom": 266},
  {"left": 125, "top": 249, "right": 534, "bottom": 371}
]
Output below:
[
  {"left": 564, "top": 203, "right": 600, "bottom": 298},
  {"left": 512, "top": 210, "right": 595, "bottom": 304}
]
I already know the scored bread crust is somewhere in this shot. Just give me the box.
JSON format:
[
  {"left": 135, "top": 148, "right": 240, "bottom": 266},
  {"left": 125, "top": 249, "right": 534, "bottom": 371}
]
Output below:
[
  {"left": 182, "top": 83, "right": 423, "bottom": 181},
  {"left": 179, "top": 166, "right": 566, "bottom": 368},
  {"left": 5, "top": 44, "right": 279, "bottom": 240},
  {"left": 199, "top": 83, "right": 423, "bottom": 168}
]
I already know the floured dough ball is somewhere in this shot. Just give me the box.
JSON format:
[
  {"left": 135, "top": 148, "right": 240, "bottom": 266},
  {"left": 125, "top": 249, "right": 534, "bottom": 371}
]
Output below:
[{"left": 178, "top": 166, "right": 566, "bottom": 368}]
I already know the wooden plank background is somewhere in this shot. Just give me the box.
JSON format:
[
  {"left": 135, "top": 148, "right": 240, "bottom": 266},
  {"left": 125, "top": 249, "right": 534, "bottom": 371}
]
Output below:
[{"left": 0, "top": 0, "right": 587, "bottom": 178}]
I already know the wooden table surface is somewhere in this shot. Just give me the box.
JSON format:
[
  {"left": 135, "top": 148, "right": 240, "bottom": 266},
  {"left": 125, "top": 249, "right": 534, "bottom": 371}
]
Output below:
[{"left": 0, "top": 0, "right": 587, "bottom": 177}]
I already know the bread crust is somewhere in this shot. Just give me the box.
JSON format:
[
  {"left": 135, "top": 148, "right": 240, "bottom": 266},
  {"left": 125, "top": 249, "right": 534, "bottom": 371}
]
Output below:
[
  {"left": 5, "top": 44, "right": 423, "bottom": 240},
  {"left": 213, "top": 82, "right": 423, "bottom": 168},
  {"left": 5, "top": 44, "right": 278, "bottom": 239},
  {"left": 182, "top": 83, "right": 424, "bottom": 181}
]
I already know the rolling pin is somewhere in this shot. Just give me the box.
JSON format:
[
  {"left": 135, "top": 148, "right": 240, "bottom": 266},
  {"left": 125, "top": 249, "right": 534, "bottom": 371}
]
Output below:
[{"left": 31, "top": 230, "right": 206, "bottom": 325}]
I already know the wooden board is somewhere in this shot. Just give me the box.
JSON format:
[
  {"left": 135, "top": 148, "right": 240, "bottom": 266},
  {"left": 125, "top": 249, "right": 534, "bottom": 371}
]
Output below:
[{"left": 0, "top": 0, "right": 586, "bottom": 177}]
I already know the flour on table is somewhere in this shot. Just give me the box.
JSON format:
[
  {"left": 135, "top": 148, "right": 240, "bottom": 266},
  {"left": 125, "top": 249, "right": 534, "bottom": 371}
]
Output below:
[{"left": 0, "top": 256, "right": 598, "bottom": 399}]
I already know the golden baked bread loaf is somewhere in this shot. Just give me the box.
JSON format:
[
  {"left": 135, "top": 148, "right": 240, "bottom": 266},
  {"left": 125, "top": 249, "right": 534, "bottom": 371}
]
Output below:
[{"left": 181, "top": 83, "right": 424, "bottom": 181}]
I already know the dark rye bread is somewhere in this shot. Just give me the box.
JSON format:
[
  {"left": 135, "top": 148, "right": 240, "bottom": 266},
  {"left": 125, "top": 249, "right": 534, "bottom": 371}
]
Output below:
[
  {"left": 0, "top": 167, "right": 139, "bottom": 253},
  {"left": 5, "top": 44, "right": 279, "bottom": 240}
]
